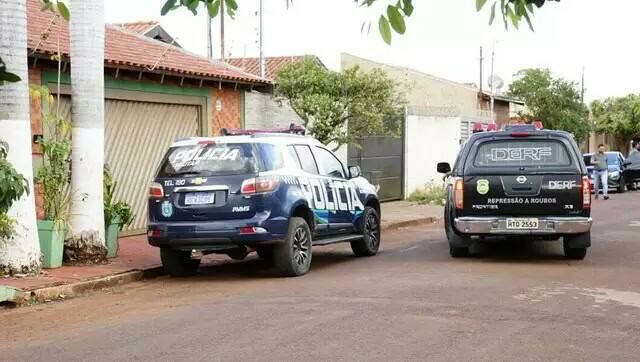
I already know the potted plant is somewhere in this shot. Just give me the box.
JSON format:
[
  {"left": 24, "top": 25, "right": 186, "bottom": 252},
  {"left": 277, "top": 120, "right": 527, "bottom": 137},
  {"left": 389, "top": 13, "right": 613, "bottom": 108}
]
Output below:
[
  {"left": 32, "top": 86, "right": 71, "bottom": 268},
  {"left": 104, "top": 165, "right": 134, "bottom": 258}
]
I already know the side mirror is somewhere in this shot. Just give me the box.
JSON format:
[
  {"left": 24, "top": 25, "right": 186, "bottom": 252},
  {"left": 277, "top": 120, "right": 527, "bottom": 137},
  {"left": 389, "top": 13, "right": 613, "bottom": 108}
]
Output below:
[
  {"left": 348, "top": 165, "right": 361, "bottom": 179},
  {"left": 437, "top": 162, "right": 451, "bottom": 174},
  {"left": 623, "top": 161, "right": 632, "bottom": 167}
]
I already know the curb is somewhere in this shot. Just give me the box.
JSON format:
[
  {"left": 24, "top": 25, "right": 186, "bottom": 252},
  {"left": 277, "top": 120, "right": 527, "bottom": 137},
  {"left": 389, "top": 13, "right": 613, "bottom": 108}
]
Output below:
[
  {"left": 382, "top": 216, "right": 440, "bottom": 232},
  {"left": 3, "top": 216, "right": 441, "bottom": 307},
  {"left": 2, "top": 266, "right": 165, "bottom": 307}
]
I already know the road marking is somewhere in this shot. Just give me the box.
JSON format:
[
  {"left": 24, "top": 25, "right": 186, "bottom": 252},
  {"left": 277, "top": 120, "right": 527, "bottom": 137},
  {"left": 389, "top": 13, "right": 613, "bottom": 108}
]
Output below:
[
  {"left": 398, "top": 245, "right": 420, "bottom": 253},
  {"left": 515, "top": 285, "right": 640, "bottom": 309},
  {"left": 630, "top": 221, "right": 640, "bottom": 227}
]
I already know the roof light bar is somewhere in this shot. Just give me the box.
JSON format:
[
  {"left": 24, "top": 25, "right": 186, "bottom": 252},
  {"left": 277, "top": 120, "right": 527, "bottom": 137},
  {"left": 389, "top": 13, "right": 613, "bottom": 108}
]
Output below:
[{"left": 220, "top": 123, "right": 306, "bottom": 136}]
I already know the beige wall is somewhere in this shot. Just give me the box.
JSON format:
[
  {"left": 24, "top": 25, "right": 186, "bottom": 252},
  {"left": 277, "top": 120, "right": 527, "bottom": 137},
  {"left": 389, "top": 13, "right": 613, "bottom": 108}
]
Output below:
[{"left": 341, "top": 53, "right": 482, "bottom": 117}]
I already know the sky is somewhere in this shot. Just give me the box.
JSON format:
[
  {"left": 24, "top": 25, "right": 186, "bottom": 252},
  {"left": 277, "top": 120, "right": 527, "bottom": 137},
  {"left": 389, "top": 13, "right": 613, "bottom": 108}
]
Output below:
[{"left": 104, "top": 0, "right": 640, "bottom": 102}]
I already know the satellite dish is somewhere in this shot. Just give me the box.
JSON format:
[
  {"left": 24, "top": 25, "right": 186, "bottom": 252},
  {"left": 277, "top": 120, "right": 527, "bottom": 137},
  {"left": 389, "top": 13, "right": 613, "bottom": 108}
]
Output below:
[{"left": 488, "top": 75, "right": 504, "bottom": 91}]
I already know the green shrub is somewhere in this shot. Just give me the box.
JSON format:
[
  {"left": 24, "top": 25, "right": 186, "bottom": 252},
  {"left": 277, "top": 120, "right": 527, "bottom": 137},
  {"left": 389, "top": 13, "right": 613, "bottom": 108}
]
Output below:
[
  {"left": 104, "top": 164, "right": 134, "bottom": 229},
  {"left": 0, "top": 141, "right": 30, "bottom": 238},
  {"left": 408, "top": 183, "right": 446, "bottom": 206}
]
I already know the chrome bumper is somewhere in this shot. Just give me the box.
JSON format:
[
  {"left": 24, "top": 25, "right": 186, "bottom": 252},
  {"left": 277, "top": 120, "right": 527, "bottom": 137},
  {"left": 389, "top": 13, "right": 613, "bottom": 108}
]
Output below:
[{"left": 454, "top": 217, "right": 592, "bottom": 235}]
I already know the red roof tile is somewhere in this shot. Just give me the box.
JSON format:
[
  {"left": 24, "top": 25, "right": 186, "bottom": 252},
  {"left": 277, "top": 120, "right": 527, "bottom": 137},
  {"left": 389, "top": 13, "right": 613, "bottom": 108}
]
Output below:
[
  {"left": 27, "top": 0, "right": 269, "bottom": 85},
  {"left": 113, "top": 21, "right": 159, "bottom": 35},
  {"left": 226, "top": 56, "right": 319, "bottom": 80}
]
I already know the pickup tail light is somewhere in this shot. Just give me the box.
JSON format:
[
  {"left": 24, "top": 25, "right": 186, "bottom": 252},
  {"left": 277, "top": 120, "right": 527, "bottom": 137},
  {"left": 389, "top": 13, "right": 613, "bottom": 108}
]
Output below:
[
  {"left": 241, "top": 176, "right": 280, "bottom": 195},
  {"left": 581, "top": 176, "right": 591, "bottom": 209},
  {"left": 454, "top": 178, "right": 464, "bottom": 209},
  {"left": 149, "top": 182, "right": 164, "bottom": 199}
]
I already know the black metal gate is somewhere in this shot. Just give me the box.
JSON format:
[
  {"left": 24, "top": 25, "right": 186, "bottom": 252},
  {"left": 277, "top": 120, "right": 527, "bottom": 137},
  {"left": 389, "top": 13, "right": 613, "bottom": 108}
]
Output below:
[{"left": 348, "top": 129, "right": 404, "bottom": 201}]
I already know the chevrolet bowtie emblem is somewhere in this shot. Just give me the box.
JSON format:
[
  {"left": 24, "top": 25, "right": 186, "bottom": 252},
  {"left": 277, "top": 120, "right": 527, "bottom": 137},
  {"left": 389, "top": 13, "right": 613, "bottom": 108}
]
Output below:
[{"left": 191, "top": 177, "right": 208, "bottom": 185}]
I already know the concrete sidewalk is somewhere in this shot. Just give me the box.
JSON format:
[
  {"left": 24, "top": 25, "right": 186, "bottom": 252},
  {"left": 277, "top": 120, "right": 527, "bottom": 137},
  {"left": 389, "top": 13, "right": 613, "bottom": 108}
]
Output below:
[{"left": 1, "top": 201, "right": 442, "bottom": 305}]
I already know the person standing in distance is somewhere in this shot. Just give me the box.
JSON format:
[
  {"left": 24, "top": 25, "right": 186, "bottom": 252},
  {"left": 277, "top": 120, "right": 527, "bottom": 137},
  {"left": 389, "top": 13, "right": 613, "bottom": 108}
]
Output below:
[
  {"left": 591, "top": 144, "right": 609, "bottom": 200},
  {"left": 628, "top": 140, "right": 640, "bottom": 158}
]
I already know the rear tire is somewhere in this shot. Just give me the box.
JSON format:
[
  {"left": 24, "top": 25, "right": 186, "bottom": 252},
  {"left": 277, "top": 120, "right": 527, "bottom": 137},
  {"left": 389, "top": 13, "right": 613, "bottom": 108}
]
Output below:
[
  {"left": 563, "top": 232, "right": 590, "bottom": 260},
  {"left": 449, "top": 246, "right": 469, "bottom": 258},
  {"left": 351, "top": 206, "right": 381, "bottom": 257},
  {"left": 274, "top": 217, "right": 312, "bottom": 277},
  {"left": 619, "top": 177, "right": 626, "bottom": 193},
  {"left": 160, "top": 248, "right": 200, "bottom": 277},
  {"left": 445, "top": 211, "right": 471, "bottom": 258},
  {"left": 564, "top": 246, "right": 587, "bottom": 260}
]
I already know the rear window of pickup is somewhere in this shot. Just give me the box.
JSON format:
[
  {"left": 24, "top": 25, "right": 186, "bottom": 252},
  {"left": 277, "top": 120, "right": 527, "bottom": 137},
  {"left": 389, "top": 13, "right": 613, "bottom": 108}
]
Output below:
[{"left": 473, "top": 139, "right": 572, "bottom": 168}]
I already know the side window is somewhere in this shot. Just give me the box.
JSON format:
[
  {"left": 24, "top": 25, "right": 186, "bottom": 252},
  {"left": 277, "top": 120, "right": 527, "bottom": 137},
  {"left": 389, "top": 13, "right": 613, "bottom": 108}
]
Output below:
[
  {"left": 287, "top": 145, "right": 302, "bottom": 169},
  {"left": 314, "top": 147, "right": 346, "bottom": 179},
  {"left": 293, "top": 145, "right": 319, "bottom": 175}
]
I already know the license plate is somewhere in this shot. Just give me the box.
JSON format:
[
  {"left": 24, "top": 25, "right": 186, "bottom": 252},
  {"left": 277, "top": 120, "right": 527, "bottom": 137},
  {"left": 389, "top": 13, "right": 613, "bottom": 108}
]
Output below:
[
  {"left": 506, "top": 218, "right": 539, "bottom": 230},
  {"left": 184, "top": 192, "right": 215, "bottom": 205}
]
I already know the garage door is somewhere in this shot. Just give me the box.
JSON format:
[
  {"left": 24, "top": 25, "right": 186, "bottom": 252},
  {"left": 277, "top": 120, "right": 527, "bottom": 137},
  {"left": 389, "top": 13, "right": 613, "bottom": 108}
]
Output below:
[
  {"left": 106, "top": 100, "right": 200, "bottom": 232},
  {"left": 54, "top": 97, "right": 201, "bottom": 233},
  {"left": 348, "top": 131, "right": 404, "bottom": 201}
]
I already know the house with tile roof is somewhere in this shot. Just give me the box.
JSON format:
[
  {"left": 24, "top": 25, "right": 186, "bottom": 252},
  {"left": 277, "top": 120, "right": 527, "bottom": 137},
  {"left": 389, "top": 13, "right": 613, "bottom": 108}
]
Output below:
[
  {"left": 226, "top": 55, "right": 325, "bottom": 81},
  {"left": 224, "top": 55, "right": 328, "bottom": 140},
  {"left": 26, "top": 0, "right": 270, "bottom": 233},
  {"left": 112, "top": 21, "right": 182, "bottom": 48}
]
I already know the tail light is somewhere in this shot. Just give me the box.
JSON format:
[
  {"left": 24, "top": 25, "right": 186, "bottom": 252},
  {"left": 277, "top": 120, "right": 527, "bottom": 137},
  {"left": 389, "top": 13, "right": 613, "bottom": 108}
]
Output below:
[
  {"left": 581, "top": 176, "right": 591, "bottom": 209},
  {"left": 241, "top": 176, "right": 280, "bottom": 195},
  {"left": 453, "top": 178, "right": 464, "bottom": 209},
  {"left": 239, "top": 226, "right": 268, "bottom": 234},
  {"left": 149, "top": 182, "right": 164, "bottom": 199}
]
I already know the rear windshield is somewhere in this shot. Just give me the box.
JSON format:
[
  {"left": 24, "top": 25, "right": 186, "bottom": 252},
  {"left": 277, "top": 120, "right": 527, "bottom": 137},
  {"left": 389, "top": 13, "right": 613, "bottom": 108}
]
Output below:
[
  {"left": 157, "top": 142, "right": 280, "bottom": 177},
  {"left": 473, "top": 140, "right": 572, "bottom": 168}
]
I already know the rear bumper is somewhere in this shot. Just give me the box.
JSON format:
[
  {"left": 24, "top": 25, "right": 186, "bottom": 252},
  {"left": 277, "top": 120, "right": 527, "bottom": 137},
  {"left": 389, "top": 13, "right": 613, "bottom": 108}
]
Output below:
[
  {"left": 147, "top": 211, "right": 288, "bottom": 251},
  {"left": 454, "top": 216, "right": 592, "bottom": 235}
]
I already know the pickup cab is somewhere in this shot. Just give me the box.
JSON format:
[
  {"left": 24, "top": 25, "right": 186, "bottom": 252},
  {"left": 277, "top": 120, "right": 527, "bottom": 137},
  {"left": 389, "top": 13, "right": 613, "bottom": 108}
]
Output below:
[{"left": 437, "top": 125, "right": 592, "bottom": 260}]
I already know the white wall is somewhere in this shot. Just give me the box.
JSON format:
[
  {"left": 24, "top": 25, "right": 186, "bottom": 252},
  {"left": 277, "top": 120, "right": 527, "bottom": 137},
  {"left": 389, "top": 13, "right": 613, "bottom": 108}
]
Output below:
[
  {"left": 243, "top": 90, "right": 348, "bottom": 165},
  {"left": 244, "top": 91, "right": 303, "bottom": 130},
  {"left": 405, "top": 115, "right": 462, "bottom": 196}
]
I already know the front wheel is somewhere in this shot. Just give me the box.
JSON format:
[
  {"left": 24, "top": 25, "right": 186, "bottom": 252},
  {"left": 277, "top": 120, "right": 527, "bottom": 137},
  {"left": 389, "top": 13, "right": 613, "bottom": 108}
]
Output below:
[
  {"left": 351, "top": 206, "right": 381, "bottom": 257},
  {"left": 160, "top": 248, "right": 200, "bottom": 277},
  {"left": 274, "top": 217, "right": 312, "bottom": 277},
  {"left": 618, "top": 177, "right": 626, "bottom": 193}
]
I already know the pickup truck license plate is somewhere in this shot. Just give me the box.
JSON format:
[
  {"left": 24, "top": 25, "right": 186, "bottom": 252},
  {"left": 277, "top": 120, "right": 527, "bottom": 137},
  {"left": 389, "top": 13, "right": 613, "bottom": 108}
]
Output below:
[
  {"left": 184, "top": 192, "right": 215, "bottom": 205},
  {"left": 506, "top": 218, "right": 539, "bottom": 230}
]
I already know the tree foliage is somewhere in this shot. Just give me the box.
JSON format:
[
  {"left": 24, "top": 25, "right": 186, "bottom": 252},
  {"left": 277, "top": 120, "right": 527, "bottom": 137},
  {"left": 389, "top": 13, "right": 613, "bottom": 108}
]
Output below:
[
  {"left": 0, "top": 142, "right": 30, "bottom": 239},
  {"left": 508, "top": 68, "right": 590, "bottom": 141},
  {"left": 275, "top": 57, "right": 405, "bottom": 148},
  {"left": 591, "top": 95, "right": 640, "bottom": 145},
  {"left": 161, "top": 0, "right": 557, "bottom": 44}
]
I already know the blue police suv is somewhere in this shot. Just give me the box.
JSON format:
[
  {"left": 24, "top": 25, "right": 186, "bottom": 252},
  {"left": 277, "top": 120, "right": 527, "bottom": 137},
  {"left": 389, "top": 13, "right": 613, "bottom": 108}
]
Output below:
[{"left": 147, "top": 129, "right": 381, "bottom": 277}]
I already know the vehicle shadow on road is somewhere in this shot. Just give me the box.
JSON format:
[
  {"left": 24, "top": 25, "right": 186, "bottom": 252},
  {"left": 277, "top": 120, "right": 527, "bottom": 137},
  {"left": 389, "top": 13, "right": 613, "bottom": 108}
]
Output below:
[
  {"left": 467, "top": 240, "right": 569, "bottom": 263},
  {"left": 174, "top": 250, "right": 363, "bottom": 282}
]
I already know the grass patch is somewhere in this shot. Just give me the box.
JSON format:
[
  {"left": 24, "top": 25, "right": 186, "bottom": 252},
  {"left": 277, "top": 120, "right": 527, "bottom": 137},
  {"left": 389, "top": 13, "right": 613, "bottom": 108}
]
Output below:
[{"left": 408, "top": 183, "right": 446, "bottom": 206}]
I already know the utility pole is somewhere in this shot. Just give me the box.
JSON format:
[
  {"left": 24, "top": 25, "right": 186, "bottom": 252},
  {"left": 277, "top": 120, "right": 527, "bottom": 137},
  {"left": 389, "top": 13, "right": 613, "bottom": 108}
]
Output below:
[
  {"left": 220, "top": 0, "right": 225, "bottom": 60},
  {"left": 206, "top": 14, "right": 213, "bottom": 59},
  {"left": 479, "top": 46, "right": 484, "bottom": 101},
  {"left": 581, "top": 65, "right": 585, "bottom": 104},
  {"left": 490, "top": 44, "right": 495, "bottom": 121},
  {"left": 259, "top": 0, "right": 265, "bottom": 78}
]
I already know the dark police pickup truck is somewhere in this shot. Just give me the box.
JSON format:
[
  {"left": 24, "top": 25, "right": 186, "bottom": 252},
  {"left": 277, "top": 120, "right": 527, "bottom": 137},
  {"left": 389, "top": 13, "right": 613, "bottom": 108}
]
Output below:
[{"left": 437, "top": 124, "right": 592, "bottom": 260}]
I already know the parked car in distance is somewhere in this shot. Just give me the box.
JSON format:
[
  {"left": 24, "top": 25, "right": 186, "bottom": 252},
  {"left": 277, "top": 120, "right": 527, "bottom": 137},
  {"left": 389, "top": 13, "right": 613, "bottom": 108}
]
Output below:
[
  {"left": 583, "top": 151, "right": 640, "bottom": 192},
  {"left": 147, "top": 129, "right": 381, "bottom": 278},
  {"left": 438, "top": 124, "right": 592, "bottom": 260}
]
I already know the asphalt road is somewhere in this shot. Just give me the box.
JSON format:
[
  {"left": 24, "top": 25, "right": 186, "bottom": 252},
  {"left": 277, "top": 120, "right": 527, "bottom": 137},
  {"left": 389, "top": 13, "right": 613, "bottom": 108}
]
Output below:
[{"left": 2, "top": 192, "right": 640, "bottom": 361}]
